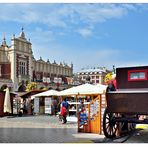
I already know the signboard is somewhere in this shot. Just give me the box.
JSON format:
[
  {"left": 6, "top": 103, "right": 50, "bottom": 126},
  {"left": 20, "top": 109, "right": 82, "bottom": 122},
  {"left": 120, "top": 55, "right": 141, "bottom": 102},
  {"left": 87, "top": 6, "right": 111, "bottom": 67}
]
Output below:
[
  {"left": 90, "top": 100, "right": 99, "bottom": 120},
  {"left": 34, "top": 98, "right": 39, "bottom": 113},
  {"left": 80, "top": 112, "right": 88, "bottom": 125},
  {"left": 43, "top": 77, "right": 47, "bottom": 83},
  {"left": 45, "top": 97, "right": 52, "bottom": 114},
  {"left": 90, "top": 104, "right": 94, "bottom": 120},
  {"left": 94, "top": 100, "right": 99, "bottom": 114},
  {"left": 43, "top": 77, "right": 51, "bottom": 83},
  {"left": 13, "top": 99, "right": 18, "bottom": 114},
  {"left": 47, "top": 77, "right": 51, "bottom": 83},
  {"left": 54, "top": 77, "right": 62, "bottom": 84}
]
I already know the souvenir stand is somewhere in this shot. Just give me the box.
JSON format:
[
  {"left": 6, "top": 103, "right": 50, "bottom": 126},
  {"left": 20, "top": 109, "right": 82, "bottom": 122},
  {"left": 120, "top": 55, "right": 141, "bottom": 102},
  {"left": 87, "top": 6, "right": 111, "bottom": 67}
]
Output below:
[
  {"left": 31, "top": 90, "right": 59, "bottom": 115},
  {"left": 58, "top": 83, "right": 107, "bottom": 134}
]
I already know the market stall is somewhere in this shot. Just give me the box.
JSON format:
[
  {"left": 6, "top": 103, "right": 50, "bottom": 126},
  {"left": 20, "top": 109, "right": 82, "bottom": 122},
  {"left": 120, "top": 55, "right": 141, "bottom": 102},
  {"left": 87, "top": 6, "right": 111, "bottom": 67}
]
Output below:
[
  {"left": 58, "top": 83, "right": 107, "bottom": 134},
  {"left": 31, "top": 89, "right": 59, "bottom": 115}
]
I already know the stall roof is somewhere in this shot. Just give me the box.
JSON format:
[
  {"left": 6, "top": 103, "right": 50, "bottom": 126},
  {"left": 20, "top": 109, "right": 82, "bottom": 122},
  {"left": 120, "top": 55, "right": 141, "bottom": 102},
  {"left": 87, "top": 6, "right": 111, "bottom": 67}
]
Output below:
[
  {"left": 58, "top": 83, "right": 107, "bottom": 96},
  {"left": 19, "top": 90, "right": 45, "bottom": 98},
  {"left": 31, "top": 89, "right": 59, "bottom": 99}
]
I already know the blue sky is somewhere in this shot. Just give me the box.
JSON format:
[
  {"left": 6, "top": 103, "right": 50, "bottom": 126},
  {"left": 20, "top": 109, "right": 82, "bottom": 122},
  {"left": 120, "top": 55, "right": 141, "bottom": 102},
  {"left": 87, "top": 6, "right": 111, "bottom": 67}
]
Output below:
[{"left": 0, "top": 3, "right": 148, "bottom": 73}]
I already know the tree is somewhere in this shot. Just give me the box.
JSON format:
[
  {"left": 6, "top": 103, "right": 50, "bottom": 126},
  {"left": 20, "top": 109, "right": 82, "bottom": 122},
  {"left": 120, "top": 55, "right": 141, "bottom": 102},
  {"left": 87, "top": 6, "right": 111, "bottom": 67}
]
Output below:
[
  {"left": 104, "top": 72, "right": 113, "bottom": 84},
  {"left": 26, "top": 82, "right": 37, "bottom": 92}
]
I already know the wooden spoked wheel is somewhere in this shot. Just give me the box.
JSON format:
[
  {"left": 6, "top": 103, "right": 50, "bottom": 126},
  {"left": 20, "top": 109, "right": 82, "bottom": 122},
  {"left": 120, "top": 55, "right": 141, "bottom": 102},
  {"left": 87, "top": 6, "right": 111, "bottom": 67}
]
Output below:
[{"left": 103, "top": 107, "right": 119, "bottom": 138}]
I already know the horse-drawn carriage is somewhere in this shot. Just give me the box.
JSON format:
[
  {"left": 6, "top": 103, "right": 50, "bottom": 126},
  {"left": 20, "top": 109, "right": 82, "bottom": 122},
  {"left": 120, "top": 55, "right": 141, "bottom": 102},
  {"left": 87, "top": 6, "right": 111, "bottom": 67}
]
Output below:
[{"left": 103, "top": 66, "right": 148, "bottom": 138}]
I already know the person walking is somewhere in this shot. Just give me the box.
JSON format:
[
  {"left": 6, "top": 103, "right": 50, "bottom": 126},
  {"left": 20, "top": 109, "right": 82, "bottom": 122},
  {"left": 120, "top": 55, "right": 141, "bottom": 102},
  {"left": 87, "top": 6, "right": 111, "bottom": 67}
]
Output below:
[
  {"left": 61, "top": 98, "right": 69, "bottom": 124},
  {"left": 60, "top": 105, "right": 67, "bottom": 124}
]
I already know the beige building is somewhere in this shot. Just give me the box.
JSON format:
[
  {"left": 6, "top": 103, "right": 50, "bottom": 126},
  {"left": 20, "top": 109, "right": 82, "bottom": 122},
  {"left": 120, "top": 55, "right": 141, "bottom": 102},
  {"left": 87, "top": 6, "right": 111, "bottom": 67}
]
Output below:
[
  {"left": 77, "top": 68, "right": 110, "bottom": 85},
  {"left": 0, "top": 28, "right": 73, "bottom": 91}
]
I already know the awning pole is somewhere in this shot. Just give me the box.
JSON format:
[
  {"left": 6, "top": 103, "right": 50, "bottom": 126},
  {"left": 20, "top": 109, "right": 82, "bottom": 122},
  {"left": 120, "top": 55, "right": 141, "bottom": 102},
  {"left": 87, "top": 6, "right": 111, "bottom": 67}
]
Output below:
[{"left": 76, "top": 95, "right": 78, "bottom": 117}]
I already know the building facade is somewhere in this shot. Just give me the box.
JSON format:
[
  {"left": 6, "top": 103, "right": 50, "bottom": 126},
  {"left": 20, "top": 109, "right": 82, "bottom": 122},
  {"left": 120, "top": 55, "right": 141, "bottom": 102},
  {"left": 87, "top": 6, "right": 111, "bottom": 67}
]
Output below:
[
  {"left": 0, "top": 29, "right": 73, "bottom": 91},
  {"left": 77, "top": 67, "right": 110, "bottom": 85}
]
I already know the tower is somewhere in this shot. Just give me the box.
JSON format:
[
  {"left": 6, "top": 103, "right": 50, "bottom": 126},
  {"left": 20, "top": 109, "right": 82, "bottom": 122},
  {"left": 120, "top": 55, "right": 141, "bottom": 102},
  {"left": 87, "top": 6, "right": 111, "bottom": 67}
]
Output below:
[{"left": 9, "top": 28, "right": 33, "bottom": 91}]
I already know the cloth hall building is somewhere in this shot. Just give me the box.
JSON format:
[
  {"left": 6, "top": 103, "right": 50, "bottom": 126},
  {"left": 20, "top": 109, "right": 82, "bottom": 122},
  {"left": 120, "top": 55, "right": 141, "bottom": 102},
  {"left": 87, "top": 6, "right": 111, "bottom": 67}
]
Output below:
[{"left": 0, "top": 29, "right": 73, "bottom": 91}]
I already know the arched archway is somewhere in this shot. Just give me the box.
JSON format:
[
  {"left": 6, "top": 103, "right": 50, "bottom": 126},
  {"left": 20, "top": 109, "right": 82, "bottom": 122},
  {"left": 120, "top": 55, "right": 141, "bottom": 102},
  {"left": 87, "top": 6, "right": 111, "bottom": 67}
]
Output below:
[{"left": 0, "top": 84, "right": 7, "bottom": 91}]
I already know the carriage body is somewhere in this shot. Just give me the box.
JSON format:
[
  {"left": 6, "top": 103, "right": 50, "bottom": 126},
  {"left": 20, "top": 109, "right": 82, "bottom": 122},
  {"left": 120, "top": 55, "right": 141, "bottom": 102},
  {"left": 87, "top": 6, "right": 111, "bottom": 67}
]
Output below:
[
  {"left": 106, "top": 90, "right": 148, "bottom": 115},
  {"left": 103, "top": 66, "right": 148, "bottom": 138}
]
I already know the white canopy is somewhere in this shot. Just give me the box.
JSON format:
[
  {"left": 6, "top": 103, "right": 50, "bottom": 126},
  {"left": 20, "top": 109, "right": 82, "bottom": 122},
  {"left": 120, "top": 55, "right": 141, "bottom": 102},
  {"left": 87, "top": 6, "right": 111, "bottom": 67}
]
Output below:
[
  {"left": 58, "top": 83, "right": 107, "bottom": 96},
  {"left": 31, "top": 89, "right": 59, "bottom": 99},
  {"left": 95, "top": 83, "right": 108, "bottom": 91}
]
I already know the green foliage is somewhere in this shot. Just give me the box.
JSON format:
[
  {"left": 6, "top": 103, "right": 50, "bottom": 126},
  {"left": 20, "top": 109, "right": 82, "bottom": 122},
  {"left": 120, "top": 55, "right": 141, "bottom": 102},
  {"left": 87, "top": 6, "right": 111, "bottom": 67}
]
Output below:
[{"left": 26, "top": 82, "right": 37, "bottom": 92}]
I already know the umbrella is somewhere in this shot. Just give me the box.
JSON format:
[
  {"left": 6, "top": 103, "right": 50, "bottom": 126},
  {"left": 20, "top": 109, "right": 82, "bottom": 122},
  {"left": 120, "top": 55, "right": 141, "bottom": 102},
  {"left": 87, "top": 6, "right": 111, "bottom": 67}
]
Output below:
[{"left": 3, "top": 87, "right": 12, "bottom": 113}]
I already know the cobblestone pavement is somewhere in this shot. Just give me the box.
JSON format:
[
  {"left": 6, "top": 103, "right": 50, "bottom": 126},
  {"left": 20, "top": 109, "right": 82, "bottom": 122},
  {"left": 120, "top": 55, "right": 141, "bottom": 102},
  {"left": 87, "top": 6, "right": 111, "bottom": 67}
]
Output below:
[
  {"left": 0, "top": 115, "right": 104, "bottom": 143},
  {"left": 125, "top": 129, "right": 148, "bottom": 143}
]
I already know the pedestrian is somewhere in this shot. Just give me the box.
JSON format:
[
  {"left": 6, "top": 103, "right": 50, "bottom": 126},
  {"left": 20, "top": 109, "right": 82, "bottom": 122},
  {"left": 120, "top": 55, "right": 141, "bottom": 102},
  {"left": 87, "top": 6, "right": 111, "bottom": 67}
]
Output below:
[
  {"left": 60, "top": 105, "right": 67, "bottom": 124},
  {"left": 61, "top": 98, "right": 69, "bottom": 123},
  {"left": 61, "top": 98, "right": 69, "bottom": 110}
]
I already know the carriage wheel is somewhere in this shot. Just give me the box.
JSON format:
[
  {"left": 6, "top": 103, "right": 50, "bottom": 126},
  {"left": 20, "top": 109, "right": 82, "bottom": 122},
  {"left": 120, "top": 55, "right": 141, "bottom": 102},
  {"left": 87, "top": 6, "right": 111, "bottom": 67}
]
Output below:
[{"left": 103, "top": 107, "right": 119, "bottom": 138}]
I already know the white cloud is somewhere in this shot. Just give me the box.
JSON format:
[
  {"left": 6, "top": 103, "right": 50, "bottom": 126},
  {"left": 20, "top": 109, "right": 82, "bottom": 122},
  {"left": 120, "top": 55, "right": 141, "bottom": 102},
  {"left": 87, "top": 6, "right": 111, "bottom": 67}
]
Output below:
[
  {"left": 1, "top": 3, "right": 148, "bottom": 72},
  {"left": 76, "top": 28, "right": 93, "bottom": 37},
  {"left": 0, "top": 4, "right": 146, "bottom": 28},
  {"left": 0, "top": 3, "right": 147, "bottom": 40}
]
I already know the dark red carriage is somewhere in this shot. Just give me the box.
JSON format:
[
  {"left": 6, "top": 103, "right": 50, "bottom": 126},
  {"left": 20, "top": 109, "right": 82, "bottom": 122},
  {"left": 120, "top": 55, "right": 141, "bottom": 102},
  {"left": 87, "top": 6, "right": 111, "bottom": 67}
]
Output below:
[{"left": 103, "top": 66, "right": 148, "bottom": 138}]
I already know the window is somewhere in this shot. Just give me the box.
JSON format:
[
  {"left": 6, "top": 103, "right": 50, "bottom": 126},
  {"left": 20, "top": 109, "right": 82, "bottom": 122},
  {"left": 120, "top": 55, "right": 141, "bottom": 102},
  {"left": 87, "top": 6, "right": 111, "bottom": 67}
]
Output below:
[
  {"left": 128, "top": 69, "right": 147, "bottom": 81},
  {"left": 83, "top": 76, "right": 86, "bottom": 80},
  {"left": 91, "top": 76, "right": 95, "bottom": 79},
  {"left": 19, "top": 61, "right": 26, "bottom": 75},
  {"left": 96, "top": 76, "right": 99, "bottom": 79}
]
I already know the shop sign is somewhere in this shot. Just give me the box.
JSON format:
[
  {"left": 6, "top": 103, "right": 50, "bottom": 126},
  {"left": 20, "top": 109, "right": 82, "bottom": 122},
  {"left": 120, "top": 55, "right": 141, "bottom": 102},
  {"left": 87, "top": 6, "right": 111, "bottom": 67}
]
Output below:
[
  {"left": 45, "top": 97, "right": 52, "bottom": 114},
  {"left": 54, "top": 77, "right": 62, "bottom": 84},
  {"left": 43, "top": 77, "right": 47, "bottom": 83},
  {"left": 34, "top": 98, "right": 39, "bottom": 113},
  {"left": 47, "top": 77, "right": 50, "bottom": 83}
]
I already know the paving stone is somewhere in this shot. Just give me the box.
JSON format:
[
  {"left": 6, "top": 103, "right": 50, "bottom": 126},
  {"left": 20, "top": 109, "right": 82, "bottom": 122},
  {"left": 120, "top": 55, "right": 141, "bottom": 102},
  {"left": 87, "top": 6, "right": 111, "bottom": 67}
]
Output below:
[{"left": 0, "top": 115, "right": 104, "bottom": 143}]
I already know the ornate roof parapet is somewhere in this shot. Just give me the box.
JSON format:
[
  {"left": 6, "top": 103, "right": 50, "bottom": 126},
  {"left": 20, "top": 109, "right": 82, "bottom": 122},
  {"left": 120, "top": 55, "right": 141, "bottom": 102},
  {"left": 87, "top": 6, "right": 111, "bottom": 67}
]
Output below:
[
  {"left": 71, "top": 62, "right": 73, "bottom": 68},
  {"left": 47, "top": 59, "right": 50, "bottom": 63},
  {"left": 37, "top": 56, "right": 44, "bottom": 62},
  {"left": 53, "top": 60, "right": 57, "bottom": 64},
  {"left": 33, "top": 56, "right": 72, "bottom": 69},
  {"left": 19, "top": 27, "right": 26, "bottom": 40},
  {"left": 1, "top": 36, "right": 7, "bottom": 47},
  {"left": 60, "top": 62, "right": 63, "bottom": 66}
]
